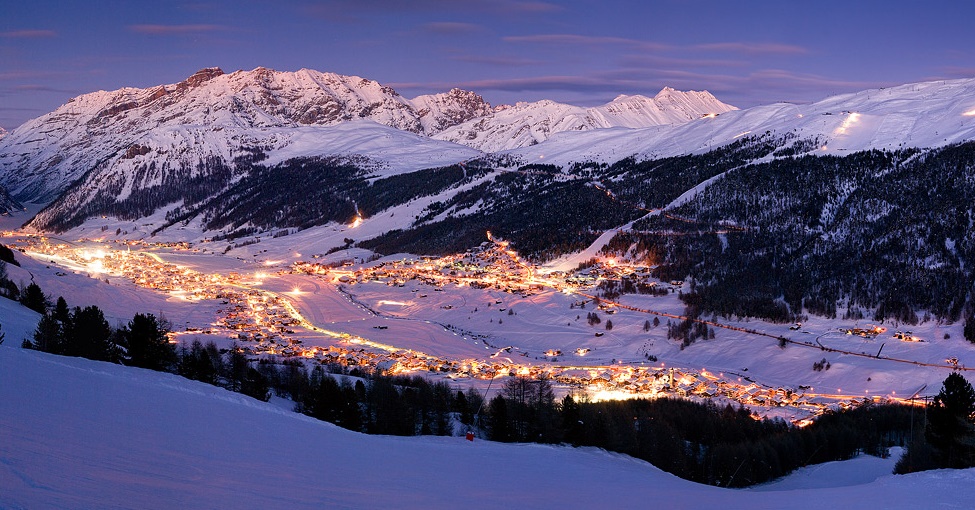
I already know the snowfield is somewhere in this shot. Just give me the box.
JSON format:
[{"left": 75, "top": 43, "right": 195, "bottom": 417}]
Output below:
[{"left": 2, "top": 343, "right": 975, "bottom": 509}]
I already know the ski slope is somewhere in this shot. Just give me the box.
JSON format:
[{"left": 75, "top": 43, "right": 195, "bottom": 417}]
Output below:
[{"left": 2, "top": 343, "right": 974, "bottom": 509}]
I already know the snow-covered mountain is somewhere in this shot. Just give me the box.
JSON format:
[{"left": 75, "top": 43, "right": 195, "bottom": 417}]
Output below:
[
  {"left": 3, "top": 68, "right": 975, "bottom": 246},
  {"left": 434, "top": 87, "right": 736, "bottom": 152},
  {"left": 509, "top": 78, "right": 975, "bottom": 166},
  {"left": 0, "top": 67, "right": 490, "bottom": 203}
]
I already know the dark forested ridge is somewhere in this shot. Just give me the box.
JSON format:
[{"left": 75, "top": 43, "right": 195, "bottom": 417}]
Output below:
[
  {"left": 602, "top": 142, "right": 975, "bottom": 323},
  {"left": 361, "top": 133, "right": 791, "bottom": 260}
]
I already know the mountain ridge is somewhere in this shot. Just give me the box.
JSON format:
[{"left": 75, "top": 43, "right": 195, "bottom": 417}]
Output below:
[{"left": 433, "top": 87, "right": 736, "bottom": 152}]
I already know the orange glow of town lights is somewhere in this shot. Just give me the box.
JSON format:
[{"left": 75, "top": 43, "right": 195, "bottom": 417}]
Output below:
[{"left": 350, "top": 215, "right": 363, "bottom": 228}]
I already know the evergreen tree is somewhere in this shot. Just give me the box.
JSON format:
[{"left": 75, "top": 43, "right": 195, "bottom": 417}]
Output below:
[
  {"left": 226, "top": 343, "right": 248, "bottom": 392},
  {"left": 926, "top": 372, "right": 975, "bottom": 468},
  {"left": 123, "top": 313, "right": 176, "bottom": 371},
  {"left": 52, "top": 297, "right": 70, "bottom": 324},
  {"left": 241, "top": 367, "right": 271, "bottom": 402},
  {"left": 454, "top": 390, "right": 471, "bottom": 426},
  {"left": 31, "top": 314, "right": 63, "bottom": 354},
  {"left": 20, "top": 282, "right": 47, "bottom": 315},
  {"left": 488, "top": 395, "right": 511, "bottom": 442},
  {"left": 561, "top": 394, "right": 584, "bottom": 445},
  {"left": 64, "top": 305, "right": 116, "bottom": 362}
]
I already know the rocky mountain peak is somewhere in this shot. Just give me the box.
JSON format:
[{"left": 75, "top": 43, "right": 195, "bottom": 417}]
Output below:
[{"left": 181, "top": 67, "right": 225, "bottom": 88}]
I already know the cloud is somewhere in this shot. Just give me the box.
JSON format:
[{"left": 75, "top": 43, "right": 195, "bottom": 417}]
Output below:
[
  {"left": 128, "top": 24, "right": 225, "bottom": 35},
  {"left": 303, "top": 0, "right": 558, "bottom": 19},
  {"left": 693, "top": 42, "right": 809, "bottom": 55},
  {"left": 504, "top": 34, "right": 670, "bottom": 52},
  {"left": 0, "top": 30, "right": 57, "bottom": 38},
  {"left": 12, "top": 84, "right": 75, "bottom": 93},
  {"left": 618, "top": 54, "right": 747, "bottom": 69},
  {"left": 940, "top": 66, "right": 975, "bottom": 79},
  {"left": 0, "top": 70, "right": 66, "bottom": 81},
  {"left": 450, "top": 55, "right": 540, "bottom": 67},
  {"left": 420, "top": 22, "right": 485, "bottom": 35}
]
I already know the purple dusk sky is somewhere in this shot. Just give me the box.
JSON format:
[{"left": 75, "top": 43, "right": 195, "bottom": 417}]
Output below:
[{"left": 1, "top": 0, "right": 973, "bottom": 130}]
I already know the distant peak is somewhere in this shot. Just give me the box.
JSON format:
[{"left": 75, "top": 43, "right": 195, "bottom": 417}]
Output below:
[{"left": 182, "top": 67, "right": 224, "bottom": 88}]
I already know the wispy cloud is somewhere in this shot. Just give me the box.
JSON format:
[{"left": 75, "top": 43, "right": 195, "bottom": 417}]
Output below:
[
  {"left": 420, "top": 22, "right": 485, "bottom": 35},
  {"left": 504, "top": 34, "right": 670, "bottom": 52},
  {"left": 0, "top": 70, "right": 67, "bottom": 81},
  {"left": 128, "top": 24, "right": 225, "bottom": 35},
  {"left": 693, "top": 42, "right": 808, "bottom": 55},
  {"left": 940, "top": 66, "right": 975, "bottom": 78},
  {"left": 506, "top": 34, "right": 807, "bottom": 57},
  {"left": 12, "top": 84, "right": 75, "bottom": 93},
  {"left": 618, "top": 54, "right": 747, "bottom": 69},
  {"left": 303, "top": 0, "right": 558, "bottom": 20},
  {"left": 450, "top": 55, "right": 540, "bottom": 67},
  {"left": 0, "top": 30, "right": 57, "bottom": 38}
]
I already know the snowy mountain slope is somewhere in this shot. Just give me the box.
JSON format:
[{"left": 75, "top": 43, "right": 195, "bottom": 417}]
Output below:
[
  {"left": 0, "top": 183, "right": 22, "bottom": 216},
  {"left": 434, "top": 87, "right": 736, "bottom": 152},
  {"left": 0, "top": 67, "right": 489, "bottom": 203},
  {"left": 2, "top": 343, "right": 974, "bottom": 509},
  {"left": 509, "top": 78, "right": 975, "bottom": 166}
]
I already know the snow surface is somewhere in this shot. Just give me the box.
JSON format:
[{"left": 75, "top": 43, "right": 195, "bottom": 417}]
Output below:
[{"left": 3, "top": 344, "right": 975, "bottom": 510}]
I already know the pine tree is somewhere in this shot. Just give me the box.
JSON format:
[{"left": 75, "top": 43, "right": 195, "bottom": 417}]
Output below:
[
  {"left": 52, "top": 297, "right": 70, "bottom": 324},
  {"left": 241, "top": 367, "right": 271, "bottom": 402},
  {"left": 488, "top": 395, "right": 511, "bottom": 442},
  {"left": 65, "top": 305, "right": 116, "bottom": 362},
  {"left": 31, "top": 314, "right": 63, "bottom": 354},
  {"left": 226, "top": 343, "right": 248, "bottom": 392},
  {"left": 926, "top": 372, "right": 975, "bottom": 468},
  {"left": 20, "top": 282, "right": 47, "bottom": 315},
  {"left": 123, "top": 313, "right": 176, "bottom": 371}
]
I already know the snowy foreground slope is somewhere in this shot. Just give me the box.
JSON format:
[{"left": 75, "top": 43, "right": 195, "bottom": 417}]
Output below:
[{"left": 2, "top": 345, "right": 974, "bottom": 510}]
